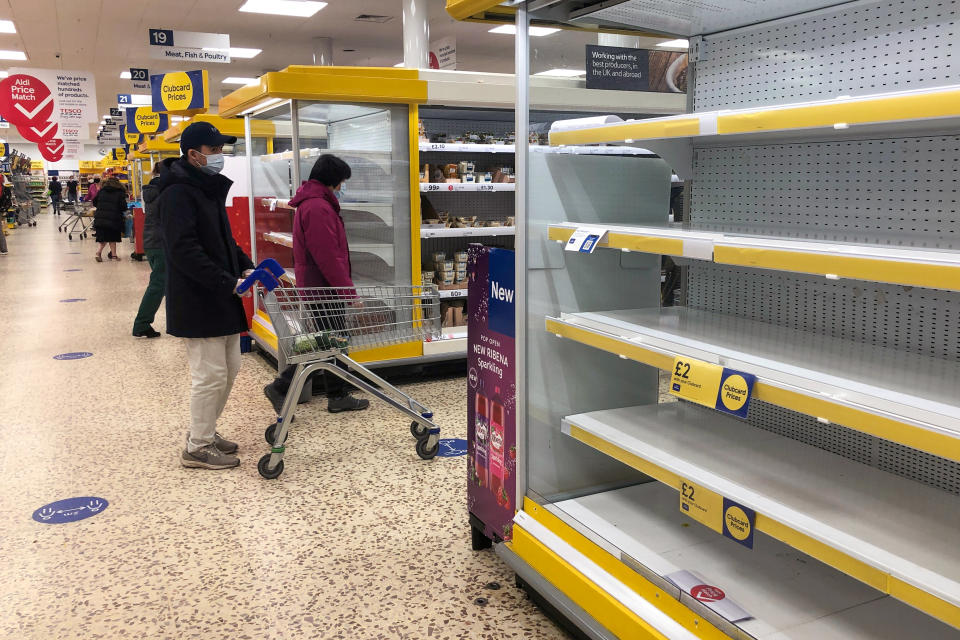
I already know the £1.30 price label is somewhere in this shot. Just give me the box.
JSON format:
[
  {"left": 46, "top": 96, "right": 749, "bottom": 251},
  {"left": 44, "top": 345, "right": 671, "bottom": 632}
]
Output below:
[
  {"left": 680, "top": 479, "right": 756, "bottom": 549},
  {"left": 670, "top": 356, "right": 757, "bottom": 419}
]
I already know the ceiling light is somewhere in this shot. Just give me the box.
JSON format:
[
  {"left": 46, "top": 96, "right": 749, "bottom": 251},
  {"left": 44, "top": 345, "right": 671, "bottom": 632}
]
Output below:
[
  {"left": 655, "top": 39, "right": 689, "bottom": 48},
  {"left": 0, "top": 50, "right": 26, "bottom": 60},
  {"left": 535, "top": 68, "right": 586, "bottom": 77},
  {"left": 393, "top": 62, "right": 404, "bottom": 67},
  {"left": 0, "top": 71, "right": 9, "bottom": 78},
  {"left": 488, "top": 24, "right": 560, "bottom": 36},
  {"left": 131, "top": 94, "right": 151, "bottom": 105},
  {"left": 205, "top": 47, "right": 262, "bottom": 59},
  {"left": 239, "top": 0, "right": 327, "bottom": 17},
  {"left": 240, "top": 97, "right": 285, "bottom": 116},
  {"left": 223, "top": 77, "right": 259, "bottom": 85},
  {"left": 0, "top": 20, "right": 16, "bottom": 34},
  {"left": 120, "top": 71, "right": 131, "bottom": 79}
]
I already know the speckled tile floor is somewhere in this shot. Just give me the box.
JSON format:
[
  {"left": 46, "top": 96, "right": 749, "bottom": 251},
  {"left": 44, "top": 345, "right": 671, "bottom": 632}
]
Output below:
[{"left": 0, "top": 213, "right": 570, "bottom": 640}]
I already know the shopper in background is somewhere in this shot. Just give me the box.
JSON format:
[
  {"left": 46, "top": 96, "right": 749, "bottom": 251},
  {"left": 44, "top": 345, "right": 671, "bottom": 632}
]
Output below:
[
  {"left": 132, "top": 163, "right": 164, "bottom": 338},
  {"left": 92, "top": 177, "right": 126, "bottom": 262},
  {"left": 157, "top": 121, "right": 254, "bottom": 470},
  {"left": 85, "top": 177, "right": 100, "bottom": 202},
  {"left": 48, "top": 175, "right": 62, "bottom": 216},
  {"left": 66, "top": 176, "right": 79, "bottom": 205},
  {"left": 263, "top": 154, "right": 370, "bottom": 415}
]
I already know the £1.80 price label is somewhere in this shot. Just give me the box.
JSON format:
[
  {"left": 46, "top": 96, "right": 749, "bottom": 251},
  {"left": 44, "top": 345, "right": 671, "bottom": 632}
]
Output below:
[{"left": 670, "top": 356, "right": 757, "bottom": 419}]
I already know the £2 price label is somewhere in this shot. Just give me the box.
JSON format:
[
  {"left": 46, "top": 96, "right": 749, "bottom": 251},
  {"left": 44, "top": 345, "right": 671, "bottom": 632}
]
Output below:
[
  {"left": 670, "top": 356, "right": 756, "bottom": 419},
  {"left": 680, "top": 478, "right": 756, "bottom": 549}
]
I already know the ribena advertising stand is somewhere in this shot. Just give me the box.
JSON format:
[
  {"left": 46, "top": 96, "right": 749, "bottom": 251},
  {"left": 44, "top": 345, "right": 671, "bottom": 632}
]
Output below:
[{"left": 467, "top": 245, "right": 517, "bottom": 549}]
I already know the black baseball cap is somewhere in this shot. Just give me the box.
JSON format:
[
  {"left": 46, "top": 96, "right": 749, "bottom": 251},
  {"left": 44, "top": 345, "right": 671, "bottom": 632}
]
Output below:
[{"left": 180, "top": 121, "right": 237, "bottom": 153}]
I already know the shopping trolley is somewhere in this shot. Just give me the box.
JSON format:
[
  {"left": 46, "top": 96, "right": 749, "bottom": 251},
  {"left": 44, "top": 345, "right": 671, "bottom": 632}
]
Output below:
[
  {"left": 256, "top": 282, "right": 444, "bottom": 478},
  {"left": 58, "top": 201, "right": 93, "bottom": 240}
]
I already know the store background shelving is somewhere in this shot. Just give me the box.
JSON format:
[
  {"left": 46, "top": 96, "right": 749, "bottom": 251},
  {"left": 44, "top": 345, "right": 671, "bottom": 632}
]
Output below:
[{"left": 504, "top": 0, "right": 960, "bottom": 637}]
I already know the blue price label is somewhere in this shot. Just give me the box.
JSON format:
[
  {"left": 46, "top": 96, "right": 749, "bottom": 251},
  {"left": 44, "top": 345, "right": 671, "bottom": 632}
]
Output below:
[
  {"left": 117, "top": 93, "right": 131, "bottom": 105},
  {"left": 148, "top": 28, "right": 174, "bottom": 47}
]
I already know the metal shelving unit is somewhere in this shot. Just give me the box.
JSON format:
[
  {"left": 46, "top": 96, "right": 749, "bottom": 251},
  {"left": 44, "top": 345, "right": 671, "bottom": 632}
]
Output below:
[{"left": 496, "top": 0, "right": 960, "bottom": 638}]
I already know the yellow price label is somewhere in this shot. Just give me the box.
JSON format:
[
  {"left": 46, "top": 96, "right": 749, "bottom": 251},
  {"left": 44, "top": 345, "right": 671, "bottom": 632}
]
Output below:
[
  {"left": 670, "top": 356, "right": 724, "bottom": 407},
  {"left": 679, "top": 479, "right": 723, "bottom": 533}
]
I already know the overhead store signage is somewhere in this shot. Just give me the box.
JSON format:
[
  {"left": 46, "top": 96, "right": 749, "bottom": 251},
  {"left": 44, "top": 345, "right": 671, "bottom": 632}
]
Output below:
[
  {"left": 150, "top": 69, "right": 209, "bottom": 115},
  {"left": 125, "top": 106, "right": 169, "bottom": 134},
  {"left": 429, "top": 36, "right": 456, "bottom": 70},
  {"left": 113, "top": 148, "right": 126, "bottom": 162},
  {"left": 40, "top": 138, "right": 65, "bottom": 162},
  {"left": 17, "top": 120, "right": 58, "bottom": 143},
  {"left": 669, "top": 356, "right": 756, "bottom": 418},
  {"left": 129, "top": 67, "right": 150, "bottom": 90},
  {"left": 109, "top": 107, "right": 121, "bottom": 117},
  {"left": 4, "top": 68, "right": 97, "bottom": 141},
  {"left": 585, "top": 45, "right": 688, "bottom": 93},
  {"left": 117, "top": 93, "right": 131, "bottom": 105},
  {"left": 0, "top": 115, "right": 8, "bottom": 129},
  {"left": 679, "top": 480, "right": 756, "bottom": 549},
  {"left": 148, "top": 28, "right": 231, "bottom": 63},
  {"left": 125, "top": 130, "right": 143, "bottom": 145}
]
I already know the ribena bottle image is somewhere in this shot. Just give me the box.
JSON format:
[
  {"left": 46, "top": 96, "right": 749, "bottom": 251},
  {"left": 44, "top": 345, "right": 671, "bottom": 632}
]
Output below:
[
  {"left": 474, "top": 391, "right": 490, "bottom": 487},
  {"left": 489, "top": 387, "right": 506, "bottom": 505}
]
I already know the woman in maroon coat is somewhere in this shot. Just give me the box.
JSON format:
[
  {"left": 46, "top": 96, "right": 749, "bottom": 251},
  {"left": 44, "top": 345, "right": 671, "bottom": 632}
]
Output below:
[{"left": 264, "top": 155, "right": 369, "bottom": 414}]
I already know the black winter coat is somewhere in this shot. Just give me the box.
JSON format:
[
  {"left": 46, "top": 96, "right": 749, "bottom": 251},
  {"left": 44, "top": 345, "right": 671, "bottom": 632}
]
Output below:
[
  {"left": 141, "top": 178, "right": 161, "bottom": 250},
  {"left": 157, "top": 157, "right": 254, "bottom": 338},
  {"left": 92, "top": 186, "right": 126, "bottom": 231}
]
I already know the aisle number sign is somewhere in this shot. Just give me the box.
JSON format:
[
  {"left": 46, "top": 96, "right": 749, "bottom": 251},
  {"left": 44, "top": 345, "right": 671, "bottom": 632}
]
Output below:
[
  {"left": 150, "top": 69, "right": 209, "bottom": 115},
  {"left": 670, "top": 356, "right": 756, "bottom": 418},
  {"left": 680, "top": 479, "right": 756, "bottom": 549},
  {"left": 124, "top": 106, "right": 169, "bottom": 134}
]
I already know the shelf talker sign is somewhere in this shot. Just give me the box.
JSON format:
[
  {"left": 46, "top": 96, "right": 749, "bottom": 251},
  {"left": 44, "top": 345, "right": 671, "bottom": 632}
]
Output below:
[
  {"left": 125, "top": 106, "right": 169, "bottom": 134},
  {"left": 150, "top": 69, "right": 209, "bottom": 116},
  {"left": 679, "top": 479, "right": 756, "bottom": 549},
  {"left": 670, "top": 355, "right": 756, "bottom": 418}
]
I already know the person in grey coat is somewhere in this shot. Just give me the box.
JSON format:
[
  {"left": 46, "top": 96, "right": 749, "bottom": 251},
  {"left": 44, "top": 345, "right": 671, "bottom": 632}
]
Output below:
[{"left": 132, "top": 163, "right": 164, "bottom": 338}]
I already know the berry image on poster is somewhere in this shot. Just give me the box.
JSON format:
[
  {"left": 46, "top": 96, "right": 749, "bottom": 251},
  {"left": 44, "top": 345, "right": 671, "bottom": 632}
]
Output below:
[{"left": 0, "top": 74, "right": 54, "bottom": 126}]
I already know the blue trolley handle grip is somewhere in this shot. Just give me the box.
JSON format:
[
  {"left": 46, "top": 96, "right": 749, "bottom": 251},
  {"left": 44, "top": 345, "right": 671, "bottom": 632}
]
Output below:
[{"left": 236, "top": 259, "right": 287, "bottom": 295}]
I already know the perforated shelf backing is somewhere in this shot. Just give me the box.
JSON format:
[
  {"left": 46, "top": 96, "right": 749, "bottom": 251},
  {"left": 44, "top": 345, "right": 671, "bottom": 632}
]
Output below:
[
  {"left": 689, "top": 137, "right": 960, "bottom": 249},
  {"left": 694, "top": 0, "right": 960, "bottom": 111}
]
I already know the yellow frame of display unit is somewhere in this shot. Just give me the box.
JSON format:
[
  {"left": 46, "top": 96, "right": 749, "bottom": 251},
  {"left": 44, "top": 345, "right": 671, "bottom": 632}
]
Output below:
[
  {"left": 163, "top": 114, "right": 276, "bottom": 143},
  {"left": 548, "top": 226, "right": 960, "bottom": 292},
  {"left": 564, "top": 421, "right": 960, "bottom": 630},
  {"left": 511, "top": 498, "right": 729, "bottom": 640},
  {"left": 218, "top": 66, "right": 427, "bottom": 118},
  {"left": 545, "top": 318, "right": 960, "bottom": 464},
  {"left": 139, "top": 136, "right": 181, "bottom": 154}
]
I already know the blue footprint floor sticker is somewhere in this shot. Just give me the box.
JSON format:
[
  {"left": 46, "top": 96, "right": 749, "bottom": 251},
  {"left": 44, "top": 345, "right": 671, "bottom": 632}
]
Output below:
[
  {"left": 33, "top": 497, "right": 109, "bottom": 524},
  {"left": 437, "top": 438, "right": 468, "bottom": 457}
]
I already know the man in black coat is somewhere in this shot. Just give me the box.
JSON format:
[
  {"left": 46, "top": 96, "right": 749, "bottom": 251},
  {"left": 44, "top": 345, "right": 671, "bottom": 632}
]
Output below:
[{"left": 157, "top": 121, "right": 255, "bottom": 470}]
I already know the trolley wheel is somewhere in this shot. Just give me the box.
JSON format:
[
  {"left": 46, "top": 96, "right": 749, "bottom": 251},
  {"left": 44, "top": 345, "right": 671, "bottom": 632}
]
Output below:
[
  {"left": 410, "top": 421, "right": 429, "bottom": 439},
  {"left": 257, "top": 453, "right": 284, "bottom": 479},
  {"left": 264, "top": 422, "right": 288, "bottom": 445},
  {"left": 416, "top": 437, "right": 439, "bottom": 460}
]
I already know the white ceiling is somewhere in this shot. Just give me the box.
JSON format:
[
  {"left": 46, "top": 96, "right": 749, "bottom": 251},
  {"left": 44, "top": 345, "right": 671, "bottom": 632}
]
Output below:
[{"left": 0, "top": 0, "right": 679, "bottom": 143}]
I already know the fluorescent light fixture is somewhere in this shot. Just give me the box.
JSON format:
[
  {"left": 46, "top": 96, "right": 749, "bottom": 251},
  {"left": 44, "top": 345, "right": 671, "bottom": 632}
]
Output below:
[
  {"left": 223, "top": 77, "right": 259, "bottom": 85},
  {"left": 655, "top": 39, "right": 689, "bottom": 48},
  {"left": 240, "top": 97, "right": 285, "bottom": 116},
  {"left": 535, "top": 68, "right": 586, "bottom": 77},
  {"left": 204, "top": 46, "right": 262, "bottom": 58},
  {"left": 488, "top": 24, "right": 560, "bottom": 36},
  {"left": 0, "top": 20, "right": 16, "bottom": 34},
  {"left": 393, "top": 62, "right": 404, "bottom": 67},
  {"left": 131, "top": 94, "right": 151, "bottom": 105},
  {"left": 239, "top": 0, "right": 327, "bottom": 17},
  {"left": 120, "top": 71, "right": 131, "bottom": 79},
  {"left": 0, "top": 71, "right": 9, "bottom": 78},
  {"left": 0, "top": 50, "right": 26, "bottom": 60}
]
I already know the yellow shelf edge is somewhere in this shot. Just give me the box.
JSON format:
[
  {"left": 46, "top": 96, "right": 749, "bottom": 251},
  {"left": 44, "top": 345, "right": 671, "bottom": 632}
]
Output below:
[
  {"left": 549, "top": 117, "right": 699, "bottom": 147},
  {"left": 545, "top": 317, "right": 960, "bottom": 464},
  {"left": 515, "top": 498, "right": 728, "bottom": 640}
]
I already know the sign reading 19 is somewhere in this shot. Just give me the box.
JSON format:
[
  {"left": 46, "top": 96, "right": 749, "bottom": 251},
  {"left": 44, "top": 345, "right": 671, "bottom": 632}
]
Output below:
[{"left": 149, "top": 29, "right": 174, "bottom": 47}]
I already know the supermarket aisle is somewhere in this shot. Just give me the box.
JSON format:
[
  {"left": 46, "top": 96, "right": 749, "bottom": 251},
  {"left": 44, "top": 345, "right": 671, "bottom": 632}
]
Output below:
[{"left": 0, "top": 213, "right": 566, "bottom": 640}]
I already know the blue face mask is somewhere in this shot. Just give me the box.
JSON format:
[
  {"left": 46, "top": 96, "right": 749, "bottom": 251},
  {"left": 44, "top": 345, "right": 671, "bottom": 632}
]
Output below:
[{"left": 334, "top": 184, "right": 346, "bottom": 200}]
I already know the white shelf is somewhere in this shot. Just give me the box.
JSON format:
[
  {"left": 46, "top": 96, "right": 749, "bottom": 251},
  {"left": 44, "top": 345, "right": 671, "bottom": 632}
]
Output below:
[
  {"left": 436, "top": 288, "right": 468, "bottom": 299},
  {"left": 549, "top": 222, "right": 960, "bottom": 291},
  {"left": 543, "top": 483, "right": 959, "bottom": 639},
  {"left": 419, "top": 142, "right": 655, "bottom": 155},
  {"left": 420, "top": 183, "right": 515, "bottom": 193},
  {"left": 562, "top": 403, "right": 960, "bottom": 624},
  {"left": 421, "top": 226, "right": 515, "bottom": 239},
  {"left": 547, "top": 307, "right": 960, "bottom": 458},
  {"left": 423, "top": 327, "right": 468, "bottom": 356},
  {"left": 262, "top": 232, "right": 394, "bottom": 265},
  {"left": 263, "top": 231, "right": 292, "bottom": 248}
]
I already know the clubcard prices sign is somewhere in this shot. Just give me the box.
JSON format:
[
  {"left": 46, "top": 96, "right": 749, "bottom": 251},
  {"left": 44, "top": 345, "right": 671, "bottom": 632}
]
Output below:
[
  {"left": 125, "top": 106, "right": 169, "bottom": 134},
  {"left": 150, "top": 69, "right": 209, "bottom": 115}
]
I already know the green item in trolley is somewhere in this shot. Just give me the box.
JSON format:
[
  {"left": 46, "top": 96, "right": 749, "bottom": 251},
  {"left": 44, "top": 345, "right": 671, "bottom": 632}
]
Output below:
[{"left": 291, "top": 331, "right": 349, "bottom": 354}]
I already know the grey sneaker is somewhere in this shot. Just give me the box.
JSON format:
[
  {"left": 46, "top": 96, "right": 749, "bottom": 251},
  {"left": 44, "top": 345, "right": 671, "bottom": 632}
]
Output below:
[
  {"left": 214, "top": 432, "right": 238, "bottom": 454},
  {"left": 181, "top": 444, "right": 239, "bottom": 469},
  {"left": 328, "top": 394, "right": 370, "bottom": 413}
]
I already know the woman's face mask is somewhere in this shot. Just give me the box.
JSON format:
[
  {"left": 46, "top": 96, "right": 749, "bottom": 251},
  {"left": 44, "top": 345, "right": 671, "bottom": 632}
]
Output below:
[{"left": 334, "top": 183, "right": 346, "bottom": 200}]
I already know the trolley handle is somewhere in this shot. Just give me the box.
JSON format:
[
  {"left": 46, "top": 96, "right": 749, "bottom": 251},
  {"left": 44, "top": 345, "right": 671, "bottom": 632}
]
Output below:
[{"left": 237, "top": 258, "right": 286, "bottom": 294}]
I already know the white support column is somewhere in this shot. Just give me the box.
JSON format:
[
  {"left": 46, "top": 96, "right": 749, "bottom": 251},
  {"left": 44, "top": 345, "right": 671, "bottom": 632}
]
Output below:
[
  {"left": 312, "top": 37, "right": 333, "bottom": 66},
  {"left": 402, "top": 0, "right": 429, "bottom": 68}
]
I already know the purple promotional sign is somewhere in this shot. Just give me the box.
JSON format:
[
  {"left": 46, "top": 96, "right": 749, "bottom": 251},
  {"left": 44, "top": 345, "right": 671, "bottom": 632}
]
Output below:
[{"left": 467, "top": 246, "right": 516, "bottom": 543}]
